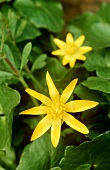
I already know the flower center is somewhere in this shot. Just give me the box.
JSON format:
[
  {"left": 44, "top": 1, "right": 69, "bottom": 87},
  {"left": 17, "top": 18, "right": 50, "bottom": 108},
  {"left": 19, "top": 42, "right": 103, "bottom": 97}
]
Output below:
[
  {"left": 66, "top": 44, "right": 77, "bottom": 55},
  {"left": 50, "top": 102, "right": 65, "bottom": 118}
]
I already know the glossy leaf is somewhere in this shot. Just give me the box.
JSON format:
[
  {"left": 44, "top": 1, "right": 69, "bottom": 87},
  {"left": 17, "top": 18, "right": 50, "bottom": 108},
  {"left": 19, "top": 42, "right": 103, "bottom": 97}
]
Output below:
[
  {"left": 96, "top": 67, "right": 110, "bottom": 79},
  {"left": 74, "top": 84, "right": 108, "bottom": 104},
  {"left": 68, "top": 11, "right": 102, "bottom": 39},
  {"left": 83, "top": 53, "right": 105, "bottom": 71},
  {"left": 16, "top": 133, "right": 65, "bottom": 170},
  {"left": 14, "top": 0, "right": 64, "bottom": 32},
  {"left": 15, "top": 20, "right": 41, "bottom": 42},
  {"left": 0, "top": 83, "right": 20, "bottom": 150},
  {"left": 86, "top": 23, "right": 110, "bottom": 48},
  {"left": 82, "top": 77, "right": 110, "bottom": 93},
  {"left": 60, "top": 131, "right": 110, "bottom": 170},
  {"left": 105, "top": 48, "right": 110, "bottom": 67},
  {"left": 97, "top": 3, "right": 110, "bottom": 23}
]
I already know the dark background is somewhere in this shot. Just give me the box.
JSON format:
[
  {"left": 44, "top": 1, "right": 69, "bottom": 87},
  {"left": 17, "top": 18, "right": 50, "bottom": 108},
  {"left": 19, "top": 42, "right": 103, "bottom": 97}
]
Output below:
[{"left": 61, "top": 0, "right": 110, "bottom": 22}]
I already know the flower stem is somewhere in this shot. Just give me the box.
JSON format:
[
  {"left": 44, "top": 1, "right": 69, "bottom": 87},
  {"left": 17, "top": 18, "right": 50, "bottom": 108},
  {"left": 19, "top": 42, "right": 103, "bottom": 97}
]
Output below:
[{"left": 30, "top": 74, "right": 42, "bottom": 91}]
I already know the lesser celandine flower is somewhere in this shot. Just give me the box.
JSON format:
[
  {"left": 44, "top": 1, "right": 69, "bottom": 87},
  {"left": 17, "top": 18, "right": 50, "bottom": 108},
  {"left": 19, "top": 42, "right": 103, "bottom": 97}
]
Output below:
[
  {"left": 52, "top": 33, "right": 92, "bottom": 68},
  {"left": 20, "top": 72, "right": 98, "bottom": 147}
]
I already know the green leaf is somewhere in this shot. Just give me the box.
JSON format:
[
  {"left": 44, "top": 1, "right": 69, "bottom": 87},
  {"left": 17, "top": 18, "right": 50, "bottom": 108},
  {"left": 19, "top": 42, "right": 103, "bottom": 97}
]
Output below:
[
  {"left": 50, "top": 167, "right": 61, "bottom": 170},
  {"left": 103, "top": 93, "right": 110, "bottom": 103},
  {"left": 0, "top": 147, "right": 16, "bottom": 169},
  {"left": 20, "top": 42, "right": 32, "bottom": 70},
  {"left": 105, "top": 48, "right": 110, "bottom": 67},
  {"left": 0, "top": 117, "right": 7, "bottom": 150},
  {"left": 86, "top": 23, "right": 110, "bottom": 48},
  {"left": 0, "top": 9, "right": 17, "bottom": 40},
  {"left": 60, "top": 67, "right": 88, "bottom": 89},
  {"left": 68, "top": 9, "right": 110, "bottom": 49},
  {"left": 0, "top": 166, "right": 5, "bottom": 170},
  {"left": 0, "top": 84, "right": 20, "bottom": 117},
  {"left": 96, "top": 67, "right": 110, "bottom": 80},
  {"left": 7, "top": 9, "right": 17, "bottom": 39},
  {"left": 86, "top": 114, "right": 110, "bottom": 139},
  {"left": 0, "top": 104, "right": 3, "bottom": 114},
  {"left": 74, "top": 84, "right": 107, "bottom": 104},
  {"left": 14, "top": 0, "right": 64, "bottom": 32},
  {"left": 0, "top": 71, "right": 14, "bottom": 84},
  {"left": 68, "top": 12, "right": 101, "bottom": 37},
  {"left": 15, "top": 19, "right": 41, "bottom": 42},
  {"left": 0, "top": 84, "right": 20, "bottom": 150},
  {"left": 31, "top": 54, "right": 47, "bottom": 72},
  {"left": 36, "top": 58, "right": 67, "bottom": 87},
  {"left": 4, "top": 40, "right": 20, "bottom": 68},
  {"left": 83, "top": 53, "right": 105, "bottom": 71},
  {"left": 97, "top": 3, "right": 110, "bottom": 23},
  {"left": 60, "top": 131, "right": 110, "bottom": 170},
  {"left": 16, "top": 133, "right": 65, "bottom": 170},
  {"left": 3, "top": 44, "right": 17, "bottom": 68},
  {"left": 0, "top": 150, "right": 6, "bottom": 164},
  {"left": 82, "top": 77, "right": 110, "bottom": 93}
]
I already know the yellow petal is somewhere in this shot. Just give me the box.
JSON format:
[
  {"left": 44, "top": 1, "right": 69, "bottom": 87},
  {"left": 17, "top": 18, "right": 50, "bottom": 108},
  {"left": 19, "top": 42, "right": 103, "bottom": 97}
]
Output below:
[
  {"left": 76, "top": 55, "right": 86, "bottom": 61},
  {"left": 75, "top": 35, "right": 85, "bottom": 47},
  {"left": 51, "top": 117, "right": 61, "bottom": 147},
  {"left": 69, "top": 57, "right": 76, "bottom": 68},
  {"left": 66, "top": 33, "right": 74, "bottom": 44},
  {"left": 65, "top": 100, "right": 98, "bottom": 113},
  {"left": 53, "top": 38, "right": 66, "bottom": 48},
  {"left": 46, "top": 71, "right": 59, "bottom": 102},
  {"left": 63, "top": 112, "right": 89, "bottom": 134},
  {"left": 25, "top": 88, "right": 52, "bottom": 106},
  {"left": 60, "top": 78, "right": 78, "bottom": 104},
  {"left": 79, "top": 46, "right": 92, "bottom": 54},
  {"left": 31, "top": 115, "right": 51, "bottom": 141},
  {"left": 52, "top": 49, "right": 65, "bottom": 56},
  {"left": 19, "top": 106, "right": 49, "bottom": 115},
  {"left": 62, "top": 55, "right": 70, "bottom": 65}
]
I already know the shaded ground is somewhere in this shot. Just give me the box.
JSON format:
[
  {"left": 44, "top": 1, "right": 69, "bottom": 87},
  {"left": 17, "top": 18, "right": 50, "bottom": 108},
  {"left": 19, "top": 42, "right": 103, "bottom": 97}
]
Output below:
[{"left": 61, "top": 0, "right": 110, "bottom": 22}]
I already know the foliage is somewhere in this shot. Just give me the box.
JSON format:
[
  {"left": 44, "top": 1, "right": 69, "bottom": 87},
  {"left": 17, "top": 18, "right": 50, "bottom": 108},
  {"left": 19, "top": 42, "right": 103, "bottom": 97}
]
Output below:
[{"left": 0, "top": 0, "right": 110, "bottom": 169}]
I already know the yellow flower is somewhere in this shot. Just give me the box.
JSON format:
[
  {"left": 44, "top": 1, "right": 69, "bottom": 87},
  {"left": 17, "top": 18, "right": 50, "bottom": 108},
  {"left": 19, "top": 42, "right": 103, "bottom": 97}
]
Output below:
[
  {"left": 20, "top": 72, "right": 98, "bottom": 147},
  {"left": 52, "top": 33, "right": 92, "bottom": 68}
]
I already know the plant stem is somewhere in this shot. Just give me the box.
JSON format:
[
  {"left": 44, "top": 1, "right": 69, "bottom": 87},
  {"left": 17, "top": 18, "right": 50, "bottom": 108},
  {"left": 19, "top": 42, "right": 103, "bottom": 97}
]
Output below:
[
  {"left": 1, "top": 16, "right": 40, "bottom": 105},
  {"left": 30, "top": 74, "right": 42, "bottom": 91},
  {"left": 4, "top": 56, "right": 19, "bottom": 76},
  {"left": 3, "top": 56, "right": 38, "bottom": 106},
  {"left": 19, "top": 76, "right": 38, "bottom": 106},
  {"left": 19, "top": 76, "right": 28, "bottom": 88},
  {"left": 24, "top": 65, "right": 42, "bottom": 91}
]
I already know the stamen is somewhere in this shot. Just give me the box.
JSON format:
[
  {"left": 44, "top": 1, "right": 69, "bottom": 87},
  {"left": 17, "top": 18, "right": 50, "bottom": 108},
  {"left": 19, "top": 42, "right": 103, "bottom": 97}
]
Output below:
[
  {"left": 50, "top": 102, "right": 65, "bottom": 118},
  {"left": 66, "top": 44, "right": 76, "bottom": 55}
]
